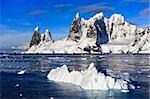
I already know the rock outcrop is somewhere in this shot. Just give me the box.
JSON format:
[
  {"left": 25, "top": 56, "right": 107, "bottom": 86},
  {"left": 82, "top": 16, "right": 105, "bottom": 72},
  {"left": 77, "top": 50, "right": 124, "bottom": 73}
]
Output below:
[
  {"left": 29, "top": 26, "right": 41, "bottom": 47},
  {"left": 68, "top": 13, "right": 82, "bottom": 42}
]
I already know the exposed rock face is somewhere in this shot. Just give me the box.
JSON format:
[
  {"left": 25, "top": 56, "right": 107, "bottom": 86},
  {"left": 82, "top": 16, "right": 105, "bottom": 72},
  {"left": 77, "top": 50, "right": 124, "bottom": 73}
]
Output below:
[
  {"left": 68, "top": 13, "right": 82, "bottom": 42},
  {"left": 68, "top": 12, "right": 108, "bottom": 47},
  {"left": 94, "top": 17, "right": 108, "bottom": 47},
  {"left": 86, "top": 12, "right": 105, "bottom": 40},
  {"left": 86, "top": 24, "right": 97, "bottom": 38},
  {"left": 29, "top": 26, "right": 41, "bottom": 47}
]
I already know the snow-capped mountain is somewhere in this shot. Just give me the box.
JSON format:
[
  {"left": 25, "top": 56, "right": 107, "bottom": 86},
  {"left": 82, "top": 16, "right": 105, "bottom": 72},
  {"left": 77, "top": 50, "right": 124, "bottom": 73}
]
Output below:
[
  {"left": 123, "top": 27, "right": 150, "bottom": 53},
  {"left": 28, "top": 28, "right": 54, "bottom": 53},
  {"left": 29, "top": 26, "right": 41, "bottom": 47},
  {"left": 27, "top": 12, "right": 150, "bottom": 54}
]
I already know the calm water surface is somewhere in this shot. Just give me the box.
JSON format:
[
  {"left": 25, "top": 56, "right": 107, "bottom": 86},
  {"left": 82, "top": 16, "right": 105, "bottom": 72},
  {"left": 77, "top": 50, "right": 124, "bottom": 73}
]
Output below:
[{"left": 0, "top": 54, "right": 150, "bottom": 99}]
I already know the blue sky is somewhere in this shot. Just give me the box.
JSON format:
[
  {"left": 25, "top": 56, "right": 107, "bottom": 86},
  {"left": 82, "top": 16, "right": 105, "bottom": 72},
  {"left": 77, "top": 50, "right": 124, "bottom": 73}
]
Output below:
[{"left": 0, "top": 0, "right": 149, "bottom": 48}]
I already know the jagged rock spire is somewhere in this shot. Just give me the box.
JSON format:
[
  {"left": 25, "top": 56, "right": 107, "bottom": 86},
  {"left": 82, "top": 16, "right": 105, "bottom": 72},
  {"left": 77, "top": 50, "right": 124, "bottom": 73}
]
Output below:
[
  {"left": 44, "top": 29, "right": 53, "bottom": 42},
  {"left": 75, "top": 12, "right": 80, "bottom": 19},
  {"left": 68, "top": 12, "right": 82, "bottom": 42},
  {"left": 29, "top": 26, "right": 41, "bottom": 47}
]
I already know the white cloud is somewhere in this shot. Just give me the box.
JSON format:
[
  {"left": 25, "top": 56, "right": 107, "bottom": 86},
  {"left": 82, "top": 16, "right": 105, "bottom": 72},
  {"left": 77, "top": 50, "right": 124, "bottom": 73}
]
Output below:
[
  {"left": 127, "top": 8, "right": 150, "bottom": 28},
  {"left": 0, "top": 24, "right": 32, "bottom": 48},
  {"left": 122, "top": 0, "right": 149, "bottom": 3},
  {"left": 53, "top": 4, "right": 72, "bottom": 8},
  {"left": 139, "top": 8, "right": 150, "bottom": 16},
  {"left": 78, "top": 4, "right": 114, "bottom": 14},
  {"left": 28, "top": 10, "right": 48, "bottom": 16}
]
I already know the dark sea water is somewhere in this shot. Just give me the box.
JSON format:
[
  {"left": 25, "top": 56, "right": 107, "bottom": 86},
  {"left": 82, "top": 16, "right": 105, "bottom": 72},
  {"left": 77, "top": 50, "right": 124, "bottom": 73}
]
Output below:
[{"left": 0, "top": 53, "right": 150, "bottom": 99}]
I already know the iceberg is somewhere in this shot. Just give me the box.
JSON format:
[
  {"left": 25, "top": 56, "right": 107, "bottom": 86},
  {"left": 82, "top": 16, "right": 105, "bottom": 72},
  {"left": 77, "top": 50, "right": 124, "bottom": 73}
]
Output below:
[{"left": 47, "top": 63, "right": 135, "bottom": 92}]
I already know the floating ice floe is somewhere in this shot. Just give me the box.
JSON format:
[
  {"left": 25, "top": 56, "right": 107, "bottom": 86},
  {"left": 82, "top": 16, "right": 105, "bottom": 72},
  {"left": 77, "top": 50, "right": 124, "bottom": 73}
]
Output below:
[
  {"left": 14, "top": 84, "right": 19, "bottom": 87},
  {"left": 17, "top": 70, "right": 26, "bottom": 75},
  {"left": 47, "top": 63, "right": 135, "bottom": 92},
  {"left": 81, "top": 57, "right": 87, "bottom": 60}
]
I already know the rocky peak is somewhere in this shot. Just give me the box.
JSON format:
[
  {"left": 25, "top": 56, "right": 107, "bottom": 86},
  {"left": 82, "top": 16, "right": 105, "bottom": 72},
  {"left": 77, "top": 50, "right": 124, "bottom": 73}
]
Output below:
[
  {"left": 44, "top": 29, "right": 53, "bottom": 42},
  {"left": 68, "top": 12, "right": 82, "bottom": 42},
  {"left": 29, "top": 26, "right": 41, "bottom": 47},
  {"left": 89, "top": 12, "right": 104, "bottom": 22},
  {"left": 107, "top": 14, "right": 138, "bottom": 40},
  {"left": 68, "top": 12, "right": 108, "bottom": 44},
  {"left": 109, "top": 14, "right": 125, "bottom": 25},
  {"left": 86, "top": 12, "right": 105, "bottom": 39}
]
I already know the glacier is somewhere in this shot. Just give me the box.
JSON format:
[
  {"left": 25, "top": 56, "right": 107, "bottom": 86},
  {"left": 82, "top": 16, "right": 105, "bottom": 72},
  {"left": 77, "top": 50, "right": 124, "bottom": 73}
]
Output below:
[
  {"left": 26, "top": 12, "right": 150, "bottom": 54},
  {"left": 47, "top": 63, "right": 135, "bottom": 92}
]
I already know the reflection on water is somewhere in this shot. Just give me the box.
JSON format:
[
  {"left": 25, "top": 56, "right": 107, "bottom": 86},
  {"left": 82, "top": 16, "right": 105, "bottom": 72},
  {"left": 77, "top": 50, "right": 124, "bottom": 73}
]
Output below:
[{"left": 0, "top": 54, "right": 150, "bottom": 99}]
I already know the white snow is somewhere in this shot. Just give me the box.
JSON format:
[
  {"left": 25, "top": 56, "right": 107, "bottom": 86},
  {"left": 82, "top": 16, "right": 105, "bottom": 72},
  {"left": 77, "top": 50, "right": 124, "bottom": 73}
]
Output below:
[
  {"left": 122, "top": 27, "right": 150, "bottom": 53},
  {"left": 75, "top": 12, "right": 80, "bottom": 19},
  {"left": 89, "top": 12, "right": 104, "bottom": 22},
  {"left": 34, "top": 26, "right": 39, "bottom": 31},
  {"left": 47, "top": 63, "right": 135, "bottom": 92},
  {"left": 44, "top": 29, "right": 53, "bottom": 42},
  {"left": 41, "top": 33, "right": 44, "bottom": 37}
]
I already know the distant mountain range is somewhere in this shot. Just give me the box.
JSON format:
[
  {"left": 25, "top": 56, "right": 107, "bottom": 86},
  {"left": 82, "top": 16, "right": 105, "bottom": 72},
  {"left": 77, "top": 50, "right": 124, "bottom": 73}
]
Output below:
[{"left": 27, "top": 12, "right": 150, "bottom": 54}]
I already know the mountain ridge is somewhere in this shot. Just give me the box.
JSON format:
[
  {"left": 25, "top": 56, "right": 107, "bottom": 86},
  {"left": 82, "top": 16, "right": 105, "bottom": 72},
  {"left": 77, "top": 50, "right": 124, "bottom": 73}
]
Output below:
[{"left": 27, "top": 12, "right": 150, "bottom": 54}]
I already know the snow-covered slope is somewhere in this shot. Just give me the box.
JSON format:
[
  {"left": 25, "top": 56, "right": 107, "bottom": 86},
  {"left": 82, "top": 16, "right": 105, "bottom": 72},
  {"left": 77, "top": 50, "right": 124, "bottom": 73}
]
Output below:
[
  {"left": 122, "top": 27, "right": 150, "bottom": 53},
  {"left": 26, "top": 12, "right": 150, "bottom": 54},
  {"left": 47, "top": 63, "right": 135, "bottom": 92}
]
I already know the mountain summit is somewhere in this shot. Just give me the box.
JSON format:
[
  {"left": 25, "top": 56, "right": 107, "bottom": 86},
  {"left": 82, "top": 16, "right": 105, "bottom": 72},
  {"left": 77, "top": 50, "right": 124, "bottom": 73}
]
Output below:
[
  {"left": 27, "top": 12, "right": 150, "bottom": 54},
  {"left": 29, "top": 26, "right": 41, "bottom": 47}
]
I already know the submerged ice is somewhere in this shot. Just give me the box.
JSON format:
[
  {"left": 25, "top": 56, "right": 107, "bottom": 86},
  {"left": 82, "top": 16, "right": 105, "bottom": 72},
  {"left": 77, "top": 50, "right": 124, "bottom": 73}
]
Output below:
[{"left": 47, "top": 63, "right": 135, "bottom": 92}]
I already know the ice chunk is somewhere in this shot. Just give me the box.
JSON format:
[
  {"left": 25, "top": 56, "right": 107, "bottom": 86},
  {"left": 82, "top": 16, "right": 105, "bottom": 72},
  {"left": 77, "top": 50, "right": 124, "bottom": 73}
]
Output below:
[
  {"left": 81, "top": 57, "right": 87, "bottom": 60},
  {"left": 14, "top": 84, "right": 19, "bottom": 87},
  {"left": 17, "top": 70, "right": 26, "bottom": 75},
  {"left": 47, "top": 63, "right": 135, "bottom": 92}
]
